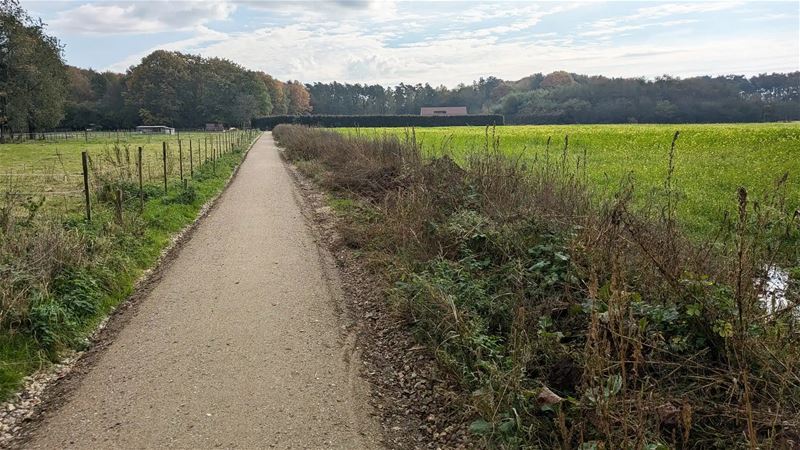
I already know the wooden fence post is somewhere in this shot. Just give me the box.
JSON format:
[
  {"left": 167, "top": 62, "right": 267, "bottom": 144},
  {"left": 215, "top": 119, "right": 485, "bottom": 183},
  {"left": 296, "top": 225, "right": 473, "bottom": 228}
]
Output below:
[
  {"left": 138, "top": 146, "right": 144, "bottom": 210},
  {"left": 189, "top": 140, "right": 194, "bottom": 178},
  {"left": 81, "top": 151, "right": 91, "bottom": 222},
  {"left": 162, "top": 142, "right": 168, "bottom": 195},
  {"left": 178, "top": 139, "right": 184, "bottom": 181}
]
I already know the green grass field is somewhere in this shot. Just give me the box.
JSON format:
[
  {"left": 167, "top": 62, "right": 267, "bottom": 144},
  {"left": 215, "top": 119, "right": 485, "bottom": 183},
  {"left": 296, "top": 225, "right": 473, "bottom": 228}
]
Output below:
[
  {"left": 339, "top": 123, "right": 800, "bottom": 235},
  {"left": 0, "top": 131, "right": 225, "bottom": 172},
  {"left": 0, "top": 131, "right": 234, "bottom": 215}
]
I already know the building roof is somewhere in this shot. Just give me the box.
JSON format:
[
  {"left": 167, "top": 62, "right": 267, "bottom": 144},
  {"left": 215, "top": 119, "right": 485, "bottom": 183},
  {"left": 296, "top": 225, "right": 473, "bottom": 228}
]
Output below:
[{"left": 420, "top": 106, "right": 468, "bottom": 116}]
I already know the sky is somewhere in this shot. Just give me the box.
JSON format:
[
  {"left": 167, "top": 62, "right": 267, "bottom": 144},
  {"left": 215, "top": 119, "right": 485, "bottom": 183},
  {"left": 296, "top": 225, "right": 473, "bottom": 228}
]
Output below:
[{"left": 21, "top": 0, "right": 800, "bottom": 87}]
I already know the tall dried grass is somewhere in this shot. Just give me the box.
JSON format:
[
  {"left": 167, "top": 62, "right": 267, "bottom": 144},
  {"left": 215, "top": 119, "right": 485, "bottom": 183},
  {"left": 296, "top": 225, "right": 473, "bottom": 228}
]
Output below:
[{"left": 274, "top": 124, "right": 800, "bottom": 449}]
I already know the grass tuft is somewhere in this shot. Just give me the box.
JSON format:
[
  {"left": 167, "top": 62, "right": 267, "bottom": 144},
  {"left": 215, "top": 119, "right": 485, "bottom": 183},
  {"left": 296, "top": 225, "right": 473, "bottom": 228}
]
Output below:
[
  {"left": 275, "top": 124, "right": 800, "bottom": 449},
  {"left": 0, "top": 131, "right": 258, "bottom": 399}
]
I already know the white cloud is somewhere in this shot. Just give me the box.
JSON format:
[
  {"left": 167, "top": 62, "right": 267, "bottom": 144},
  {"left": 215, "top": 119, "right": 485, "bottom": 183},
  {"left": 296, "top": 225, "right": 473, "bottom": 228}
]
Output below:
[
  {"left": 51, "top": 1, "right": 236, "bottom": 34},
  {"left": 582, "top": 2, "right": 742, "bottom": 38},
  {"left": 743, "top": 13, "right": 792, "bottom": 22},
  {"left": 627, "top": 2, "right": 745, "bottom": 21},
  {"left": 468, "top": 3, "right": 581, "bottom": 38},
  {"left": 235, "top": 0, "right": 400, "bottom": 22},
  {"left": 580, "top": 19, "right": 699, "bottom": 37},
  {"left": 78, "top": 0, "right": 797, "bottom": 85},
  {"left": 107, "top": 26, "right": 230, "bottom": 72},
  {"left": 113, "top": 18, "right": 796, "bottom": 86}
]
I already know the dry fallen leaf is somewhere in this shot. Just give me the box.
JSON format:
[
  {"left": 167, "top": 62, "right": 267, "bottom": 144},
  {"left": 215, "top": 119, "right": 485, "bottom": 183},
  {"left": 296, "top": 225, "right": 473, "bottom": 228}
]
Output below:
[{"left": 537, "top": 386, "right": 564, "bottom": 406}]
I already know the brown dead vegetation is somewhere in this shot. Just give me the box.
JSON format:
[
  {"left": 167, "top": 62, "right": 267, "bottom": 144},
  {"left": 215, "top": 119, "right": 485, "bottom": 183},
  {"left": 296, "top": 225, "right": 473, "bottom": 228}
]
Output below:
[{"left": 274, "top": 124, "right": 799, "bottom": 449}]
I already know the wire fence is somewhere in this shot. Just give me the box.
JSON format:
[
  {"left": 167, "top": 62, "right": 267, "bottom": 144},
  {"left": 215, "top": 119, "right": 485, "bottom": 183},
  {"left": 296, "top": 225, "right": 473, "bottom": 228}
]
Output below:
[
  {"left": 0, "top": 128, "right": 234, "bottom": 144},
  {"left": 1, "top": 129, "right": 260, "bottom": 222}
]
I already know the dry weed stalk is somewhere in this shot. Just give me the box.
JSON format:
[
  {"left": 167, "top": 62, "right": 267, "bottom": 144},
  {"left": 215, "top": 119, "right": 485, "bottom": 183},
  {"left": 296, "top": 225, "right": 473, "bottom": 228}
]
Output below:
[{"left": 274, "top": 124, "right": 800, "bottom": 448}]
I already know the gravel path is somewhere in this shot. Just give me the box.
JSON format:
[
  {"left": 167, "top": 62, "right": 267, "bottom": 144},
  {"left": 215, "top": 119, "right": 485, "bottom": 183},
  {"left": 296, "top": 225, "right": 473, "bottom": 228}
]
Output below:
[{"left": 25, "top": 133, "right": 383, "bottom": 449}]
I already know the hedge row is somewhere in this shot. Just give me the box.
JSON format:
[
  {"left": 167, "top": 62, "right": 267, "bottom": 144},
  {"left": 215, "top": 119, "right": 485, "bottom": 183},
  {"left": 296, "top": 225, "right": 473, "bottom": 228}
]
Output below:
[{"left": 252, "top": 114, "right": 504, "bottom": 130}]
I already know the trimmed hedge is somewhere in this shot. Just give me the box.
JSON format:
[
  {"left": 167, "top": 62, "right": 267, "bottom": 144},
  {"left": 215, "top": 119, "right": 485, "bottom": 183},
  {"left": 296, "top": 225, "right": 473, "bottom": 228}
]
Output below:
[{"left": 252, "top": 114, "right": 504, "bottom": 130}]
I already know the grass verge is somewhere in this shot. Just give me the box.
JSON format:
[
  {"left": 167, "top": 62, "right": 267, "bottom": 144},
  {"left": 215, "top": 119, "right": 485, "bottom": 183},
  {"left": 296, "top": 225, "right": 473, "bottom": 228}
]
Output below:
[
  {"left": 275, "top": 124, "right": 799, "bottom": 449},
  {"left": 337, "top": 123, "right": 800, "bottom": 238},
  {"left": 0, "top": 132, "right": 258, "bottom": 400}
]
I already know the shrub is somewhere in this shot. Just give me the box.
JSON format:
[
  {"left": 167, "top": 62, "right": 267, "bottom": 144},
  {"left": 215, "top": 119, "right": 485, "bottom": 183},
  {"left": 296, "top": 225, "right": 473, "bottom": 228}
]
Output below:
[
  {"left": 0, "top": 132, "right": 257, "bottom": 399},
  {"left": 275, "top": 124, "right": 800, "bottom": 449},
  {"left": 254, "top": 114, "right": 504, "bottom": 130}
]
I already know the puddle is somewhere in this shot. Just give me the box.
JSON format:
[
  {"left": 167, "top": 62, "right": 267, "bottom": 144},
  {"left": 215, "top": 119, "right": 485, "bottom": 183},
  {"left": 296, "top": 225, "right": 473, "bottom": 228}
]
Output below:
[{"left": 758, "top": 265, "right": 792, "bottom": 315}]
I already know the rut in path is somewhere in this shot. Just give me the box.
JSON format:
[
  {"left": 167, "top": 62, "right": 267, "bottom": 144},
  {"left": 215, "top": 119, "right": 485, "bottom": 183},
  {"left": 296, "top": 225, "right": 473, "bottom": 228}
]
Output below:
[{"left": 25, "top": 133, "right": 382, "bottom": 449}]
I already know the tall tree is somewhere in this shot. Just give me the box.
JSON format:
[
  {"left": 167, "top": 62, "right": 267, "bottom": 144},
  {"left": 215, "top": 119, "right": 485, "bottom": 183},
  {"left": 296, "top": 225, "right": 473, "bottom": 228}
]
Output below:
[
  {"left": 262, "top": 75, "right": 287, "bottom": 115},
  {"left": 125, "top": 50, "right": 193, "bottom": 126},
  {"left": 228, "top": 70, "right": 272, "bottom": 127},
  {"left": 286, "top": 81, "right": 311, "bottom": 114},
  {"left": 62, "top": 67, "right": 136, "bottom": 130},
  {"left": 0, "top": 0, "right": 67, "bottom": 139}
]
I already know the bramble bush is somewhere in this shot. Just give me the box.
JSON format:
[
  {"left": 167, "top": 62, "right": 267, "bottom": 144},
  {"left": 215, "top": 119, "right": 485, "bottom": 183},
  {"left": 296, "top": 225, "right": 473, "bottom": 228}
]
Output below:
[{"left": 275, "top": 124, "right": 800, "bottom": 449}]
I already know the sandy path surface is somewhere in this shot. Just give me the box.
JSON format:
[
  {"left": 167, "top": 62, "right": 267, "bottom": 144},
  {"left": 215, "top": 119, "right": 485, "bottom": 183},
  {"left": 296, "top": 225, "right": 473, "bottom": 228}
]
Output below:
[{"left": 25, "top": 133, "right": 383, "bottom": 449}]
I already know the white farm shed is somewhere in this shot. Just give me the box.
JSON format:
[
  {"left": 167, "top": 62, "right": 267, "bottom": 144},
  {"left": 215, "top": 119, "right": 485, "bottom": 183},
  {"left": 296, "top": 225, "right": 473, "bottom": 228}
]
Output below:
[
  {"left": 420, "top": 106, "right": 468, "bottom": 116},
  {"left": 136, "top": 125, "right": 175, "bottom": 135}
]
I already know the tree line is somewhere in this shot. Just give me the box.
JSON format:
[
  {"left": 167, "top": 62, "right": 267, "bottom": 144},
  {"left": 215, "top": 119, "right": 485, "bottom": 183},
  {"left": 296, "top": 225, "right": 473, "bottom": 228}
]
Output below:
[
  {"left": 2, "top": 0, "right": 798, "bottom": 139},
  {"left": 253, "top": 113, "right": 504, "bottom": 130},
  {"left": 63, "top": 51, "right": 311, "bottom": 131},
  {"left": 0, "top": 0, "right": 68, "bottom": 139},
  {"left": 306, "top": 71, "right": 799, "bottom": 123},
  {"left": 0, "top": 0, "right": 311, "bottom": 138}
]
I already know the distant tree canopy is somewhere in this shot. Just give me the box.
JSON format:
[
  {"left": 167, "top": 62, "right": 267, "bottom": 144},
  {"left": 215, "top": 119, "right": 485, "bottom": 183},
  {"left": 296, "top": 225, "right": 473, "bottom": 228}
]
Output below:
[
  {"left": 0, "top": 2, "right": 313, "bottom": 133},
  {"left": 306, "top": 72, "right": 800, "bottom": 124},
  {"left": 2, "top": 1, "right": 798, "bottom": 133},
  {"left": 0, "top": 1, "right": 313, "bottom": 133},
  {"left": 0, "top": 0, "right": 68, "bottom": 138},
  {"left": 124, "top": 51, "right": 272, "bottom": 128},
  {"left": 253, "top": 113, "right": 504, "bottom": 130},
  {"left": 62, "top": 51, "right": 312, "bottom": 130}
]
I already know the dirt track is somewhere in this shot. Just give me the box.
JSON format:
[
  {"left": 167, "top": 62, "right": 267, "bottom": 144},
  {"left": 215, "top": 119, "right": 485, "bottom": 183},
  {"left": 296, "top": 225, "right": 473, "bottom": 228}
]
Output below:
[{"left": 25, "top": 133, "right": 383, "bottom": 449}]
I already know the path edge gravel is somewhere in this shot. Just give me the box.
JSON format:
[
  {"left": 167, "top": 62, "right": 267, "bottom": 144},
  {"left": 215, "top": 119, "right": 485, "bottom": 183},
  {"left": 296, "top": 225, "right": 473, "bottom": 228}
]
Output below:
[{"left": 281, "top": 152, "right": 478, "bottom": 449}]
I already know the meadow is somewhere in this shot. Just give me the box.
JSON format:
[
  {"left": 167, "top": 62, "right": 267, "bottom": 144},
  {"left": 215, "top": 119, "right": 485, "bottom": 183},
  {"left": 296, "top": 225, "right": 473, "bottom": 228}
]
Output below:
[
  {"left": 276, "top": 124, "right": 800, "bottom": 448},
  {"left": 1, "top": 131, "right": 234, "bottom": 216},
  {"left": 340, "top": 123, "right": 800, "bottom": 236}
]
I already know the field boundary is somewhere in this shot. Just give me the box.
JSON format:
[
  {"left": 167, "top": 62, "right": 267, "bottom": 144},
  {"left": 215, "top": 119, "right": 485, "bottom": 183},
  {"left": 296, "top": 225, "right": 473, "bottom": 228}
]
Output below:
[
  {"left": 272, "top": 124, "right": 800, "bottom": 448},
  {"left": 280, "top": 151, "right": 476, "bottom": 448},
  {"left": 0, "top": 133, "right": 262, "bottom": 447},
  {"left": 253, "top": 114, "right": 505, "bottom": 129}
]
